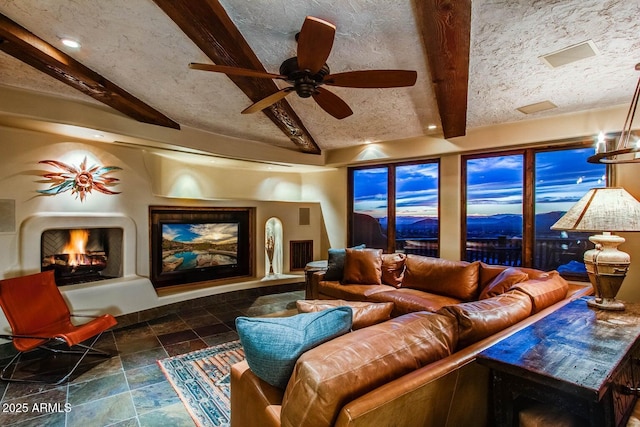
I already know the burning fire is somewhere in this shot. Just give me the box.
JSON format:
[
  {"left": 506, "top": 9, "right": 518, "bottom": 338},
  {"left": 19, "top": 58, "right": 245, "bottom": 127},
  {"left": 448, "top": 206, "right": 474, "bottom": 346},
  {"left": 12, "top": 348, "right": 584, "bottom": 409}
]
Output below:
[{"left": 62, "top": 229, "right": 90, "bottom": 266}]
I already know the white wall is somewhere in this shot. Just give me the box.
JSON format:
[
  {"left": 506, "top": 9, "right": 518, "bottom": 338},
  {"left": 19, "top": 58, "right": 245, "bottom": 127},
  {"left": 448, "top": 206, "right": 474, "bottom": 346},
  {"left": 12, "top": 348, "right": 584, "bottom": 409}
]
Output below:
[{"left": 0, "top": 125, "right": 324, "bottom": 335}]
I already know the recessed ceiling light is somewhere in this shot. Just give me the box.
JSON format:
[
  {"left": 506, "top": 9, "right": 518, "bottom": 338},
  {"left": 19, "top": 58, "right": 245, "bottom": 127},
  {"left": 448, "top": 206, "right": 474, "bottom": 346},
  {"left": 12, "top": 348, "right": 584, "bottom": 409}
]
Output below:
[{"left": 60, "top": 38, "right": 81, "bottom": 49}]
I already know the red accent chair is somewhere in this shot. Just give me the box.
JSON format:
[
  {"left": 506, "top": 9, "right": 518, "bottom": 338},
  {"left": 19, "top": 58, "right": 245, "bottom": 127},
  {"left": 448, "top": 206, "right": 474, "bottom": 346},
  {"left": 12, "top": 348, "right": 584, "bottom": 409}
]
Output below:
[{"left": 0, "top": 270, "right": 117, "bottom": 384}]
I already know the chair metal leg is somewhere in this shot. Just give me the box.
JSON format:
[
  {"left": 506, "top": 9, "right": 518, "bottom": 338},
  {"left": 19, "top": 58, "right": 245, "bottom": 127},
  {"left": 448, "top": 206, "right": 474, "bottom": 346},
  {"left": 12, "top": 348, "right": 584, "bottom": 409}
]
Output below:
[{"left": 0, "top": 331, "right": 113, "bottom": 384}]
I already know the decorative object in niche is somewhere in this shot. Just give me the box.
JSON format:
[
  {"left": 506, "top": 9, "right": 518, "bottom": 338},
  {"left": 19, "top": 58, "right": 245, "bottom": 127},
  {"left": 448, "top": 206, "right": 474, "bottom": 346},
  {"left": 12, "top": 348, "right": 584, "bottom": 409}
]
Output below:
[
  {"left": 37, "top": 157, "right": 121, "bottom": 202},
  {"left": 266, "top": 234, "right": 275, "bottom": 275},
  {"left": 264, "top": 217, "right": 283, "bottom": 278}
]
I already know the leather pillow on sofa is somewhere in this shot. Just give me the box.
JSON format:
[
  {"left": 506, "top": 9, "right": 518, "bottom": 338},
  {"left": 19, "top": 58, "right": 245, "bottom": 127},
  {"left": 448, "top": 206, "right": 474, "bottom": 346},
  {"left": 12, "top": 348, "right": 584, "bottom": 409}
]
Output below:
[
  {"left": 342, "top": 248, "right": 383, "bottom": 285},
  {"left": 510, "top": 271, "right": 568, "bottom": 313},
  {"left": 478, "top": 267, "right": 529, "bottom": 300},
  {"left": 296, "top": 299, "right": 394, "bottom": 329},
  {"left": 381, "top": 252, "right": 406, "bottom": 287},
  {"left": 324, "top": 244, "right": 366, "bottom": 281},
  {"left": 402, "top": 255, "right": 480, "bottom": 301},
  {"left": 235, "top": 307, "right": 352, "bottom": 389}
]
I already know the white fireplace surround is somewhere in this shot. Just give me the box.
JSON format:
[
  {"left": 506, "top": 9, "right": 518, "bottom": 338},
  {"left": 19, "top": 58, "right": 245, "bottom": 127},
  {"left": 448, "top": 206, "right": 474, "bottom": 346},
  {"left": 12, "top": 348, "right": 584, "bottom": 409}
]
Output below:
[{"left": 20, "top": 213, "right": 137, "bottom": 277}]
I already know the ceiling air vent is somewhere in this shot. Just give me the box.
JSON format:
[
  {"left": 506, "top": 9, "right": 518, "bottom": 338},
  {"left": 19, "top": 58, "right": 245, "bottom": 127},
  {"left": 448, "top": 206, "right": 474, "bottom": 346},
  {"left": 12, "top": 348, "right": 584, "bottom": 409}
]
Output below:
[
  {"left": 539, "top": 40, "right": 599, "bottom": 68},
  {"left": 517, "top": 101, "right": 557, "bottom": 115}
]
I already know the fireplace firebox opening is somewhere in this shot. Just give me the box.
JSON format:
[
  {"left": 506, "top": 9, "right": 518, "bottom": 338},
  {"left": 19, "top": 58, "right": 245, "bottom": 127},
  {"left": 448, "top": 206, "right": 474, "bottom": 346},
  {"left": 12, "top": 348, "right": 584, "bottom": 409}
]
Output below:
[{"left": 41, "top": 227, "right": 124, "bottom": 286}]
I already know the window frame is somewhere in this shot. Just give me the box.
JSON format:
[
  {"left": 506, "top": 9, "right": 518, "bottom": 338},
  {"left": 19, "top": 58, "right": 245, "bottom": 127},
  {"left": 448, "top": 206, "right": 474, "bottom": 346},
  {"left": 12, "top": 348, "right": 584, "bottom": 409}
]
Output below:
[
  {"left": 348, "top": 159, "right": 441, "bottom": 254},
  {"left": 461, "top": 139, "right": 608, "bottom": 269}
]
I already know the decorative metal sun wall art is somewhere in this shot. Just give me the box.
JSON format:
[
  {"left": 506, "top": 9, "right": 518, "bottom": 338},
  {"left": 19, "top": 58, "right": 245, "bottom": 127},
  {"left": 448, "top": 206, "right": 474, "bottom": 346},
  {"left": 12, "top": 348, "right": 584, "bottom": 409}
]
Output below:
[{"left": 37, "top": 157, "right": 122, "bottom": 202}]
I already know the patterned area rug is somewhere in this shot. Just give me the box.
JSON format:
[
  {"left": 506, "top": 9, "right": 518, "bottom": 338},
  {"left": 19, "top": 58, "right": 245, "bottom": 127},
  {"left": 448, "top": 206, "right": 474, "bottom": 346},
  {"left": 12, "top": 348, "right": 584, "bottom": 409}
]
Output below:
[{"left": 158, "top": 340, "right": 245, "bottom": 427}]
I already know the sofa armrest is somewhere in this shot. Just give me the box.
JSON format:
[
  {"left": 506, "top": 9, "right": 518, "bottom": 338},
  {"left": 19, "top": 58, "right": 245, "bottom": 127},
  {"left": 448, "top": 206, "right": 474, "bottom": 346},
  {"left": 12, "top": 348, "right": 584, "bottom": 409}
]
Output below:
[{"left": 230, "top": 360, "right": 283, "bottom": 427}]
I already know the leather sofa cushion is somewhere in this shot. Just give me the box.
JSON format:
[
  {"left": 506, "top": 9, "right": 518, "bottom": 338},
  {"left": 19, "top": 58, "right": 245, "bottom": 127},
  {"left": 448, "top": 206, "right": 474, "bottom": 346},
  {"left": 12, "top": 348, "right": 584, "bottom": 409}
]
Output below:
[
  {"left": 343, "top": 248, "right": 383, "bottom": 285},
  {"left": 281, "top": 311, "right": 457, "bottom": 427},
  {"left": 478, "top": 267, "right": 529, "bottom": 300},
  {"left": 510, "top": 271, "right": 568, "bottom": 313},
  {"left": 296, "top": 299, "right": 394, "bottom": 330},
  {"left": 479, "top": 263, "right": 508, "bottom": 289},
  {"left": 318, "top": 280, "right": 396, "bottom": 300},
  {"left": 478, "top": 263, "right": 547, "bottom": 290},
  {"left": 381, "top": 253, "right": 406, "bottom": 287},
  {"left": 402, "top": 255, "right": 480, "bottom": 301},
  {"left": 368, "top": 288, "right": 461, "bottom": 316},
  {"left": 437, "top": 289, "right": 532, "bottom": 349},
  {"left": 325, "top": 244, "right": 366, "bottom": 281}
]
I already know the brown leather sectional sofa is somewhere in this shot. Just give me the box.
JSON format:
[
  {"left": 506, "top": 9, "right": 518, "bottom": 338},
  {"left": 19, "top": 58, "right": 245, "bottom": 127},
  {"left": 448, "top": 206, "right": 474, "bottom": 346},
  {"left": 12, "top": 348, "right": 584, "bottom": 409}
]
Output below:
[{"left": 231, "top": 251, "right": 591, "bottom": 427}]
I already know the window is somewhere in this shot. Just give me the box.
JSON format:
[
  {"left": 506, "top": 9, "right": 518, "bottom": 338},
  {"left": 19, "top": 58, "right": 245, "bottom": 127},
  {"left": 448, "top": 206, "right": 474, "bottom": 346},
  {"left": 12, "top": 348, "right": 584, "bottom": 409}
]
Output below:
[
  {"left": 351, "top": 167, "right": 389, "bottom": 250},
  {"left": 349, "top": 161, "right": 439, "bottom": 255},
  {"left": 463, "top": 144, "right": 606, "bottom": 279},
  {"left": 464, "top": 153, "right": 524, "bottom": 266},
  {"left": 534, "top": 148, "right": 606, "bottom": 278}
]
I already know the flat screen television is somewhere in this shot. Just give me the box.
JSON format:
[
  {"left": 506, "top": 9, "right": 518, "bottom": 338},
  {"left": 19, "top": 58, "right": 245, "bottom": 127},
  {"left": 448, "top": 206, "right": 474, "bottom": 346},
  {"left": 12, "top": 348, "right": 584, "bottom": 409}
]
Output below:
[{"left": 150, "top": 207, "right": 254, "bottom": 289}]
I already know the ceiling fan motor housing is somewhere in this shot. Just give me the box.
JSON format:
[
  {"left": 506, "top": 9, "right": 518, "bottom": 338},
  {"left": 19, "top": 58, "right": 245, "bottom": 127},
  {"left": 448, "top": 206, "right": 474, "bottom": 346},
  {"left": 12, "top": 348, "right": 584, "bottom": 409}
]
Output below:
[{"left": 280, "top": 57, "right": 330, "bottom": 97}]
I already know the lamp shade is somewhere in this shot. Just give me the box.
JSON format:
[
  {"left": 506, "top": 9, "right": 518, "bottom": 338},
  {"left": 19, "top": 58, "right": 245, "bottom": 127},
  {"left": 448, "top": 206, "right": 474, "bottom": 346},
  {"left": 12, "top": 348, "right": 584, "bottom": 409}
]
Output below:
[{"left": 551, "top": 187, "right": 640, "bottom": 232}]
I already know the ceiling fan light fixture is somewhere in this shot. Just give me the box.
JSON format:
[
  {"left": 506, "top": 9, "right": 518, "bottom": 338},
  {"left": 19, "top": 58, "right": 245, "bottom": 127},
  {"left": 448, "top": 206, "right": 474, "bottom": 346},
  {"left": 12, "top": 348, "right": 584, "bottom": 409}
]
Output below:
[
  {"left": 189, "top": 16, "right": 416, "bottom": 121},
  {"left": 588, "top": 63, "right": 640, "bottom": 164}
]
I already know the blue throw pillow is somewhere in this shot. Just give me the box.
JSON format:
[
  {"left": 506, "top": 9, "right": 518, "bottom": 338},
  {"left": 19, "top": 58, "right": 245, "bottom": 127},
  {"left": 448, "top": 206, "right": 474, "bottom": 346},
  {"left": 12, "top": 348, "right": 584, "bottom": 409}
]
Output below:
[
  {"left": 236, "top": 306, "right": 353, "bottom": 389},
  {"left": 324, "top": 244, "right": 365, "bottom": 281}
]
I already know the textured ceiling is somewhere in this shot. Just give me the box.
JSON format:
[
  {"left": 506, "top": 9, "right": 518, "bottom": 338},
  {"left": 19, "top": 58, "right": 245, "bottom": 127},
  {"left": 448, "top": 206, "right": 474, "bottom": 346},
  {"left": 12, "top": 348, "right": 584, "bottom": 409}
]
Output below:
[{"left": 0, "top": 0, "right": 638, "bottom": 154}]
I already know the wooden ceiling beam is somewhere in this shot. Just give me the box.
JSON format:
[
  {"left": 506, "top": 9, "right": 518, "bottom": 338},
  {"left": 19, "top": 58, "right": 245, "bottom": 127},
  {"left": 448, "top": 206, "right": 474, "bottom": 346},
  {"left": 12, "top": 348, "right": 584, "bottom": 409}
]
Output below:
[
  {"left": 415, "top": 0, "right": 471, "bottom": 139},
  {"left": 0, "top": 13, "right": 180, "bottom": 130},
  {"left": 153, "top": 0, "right": 321, "bottom": 154}
]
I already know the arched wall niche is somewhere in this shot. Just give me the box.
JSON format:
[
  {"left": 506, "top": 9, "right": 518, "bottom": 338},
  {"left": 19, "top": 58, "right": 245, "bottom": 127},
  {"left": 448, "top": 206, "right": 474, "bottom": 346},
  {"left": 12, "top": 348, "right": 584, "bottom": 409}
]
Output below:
[{"left": 265, "top": 217, "right": 283, "bottom": 277}]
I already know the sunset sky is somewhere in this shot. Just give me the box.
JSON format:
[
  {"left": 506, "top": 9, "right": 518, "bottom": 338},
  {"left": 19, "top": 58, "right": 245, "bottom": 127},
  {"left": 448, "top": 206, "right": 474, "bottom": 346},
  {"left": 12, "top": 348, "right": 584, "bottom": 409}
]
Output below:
[
  {"left": 162, "top": 223, "right": 238, "bottom": 245},
  {"left": 354, "top": 147, "right": 606, "bottom": 219}
]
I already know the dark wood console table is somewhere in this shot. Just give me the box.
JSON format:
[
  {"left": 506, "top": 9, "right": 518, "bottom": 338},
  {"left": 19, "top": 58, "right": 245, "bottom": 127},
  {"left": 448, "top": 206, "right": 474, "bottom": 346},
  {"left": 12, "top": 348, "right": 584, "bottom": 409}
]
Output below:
[
  {"left": 477, "top": 297, "right": 640, "bottom": 427},
  {"left": 304, "top": 260, "right": 327, "bottom": 299}
]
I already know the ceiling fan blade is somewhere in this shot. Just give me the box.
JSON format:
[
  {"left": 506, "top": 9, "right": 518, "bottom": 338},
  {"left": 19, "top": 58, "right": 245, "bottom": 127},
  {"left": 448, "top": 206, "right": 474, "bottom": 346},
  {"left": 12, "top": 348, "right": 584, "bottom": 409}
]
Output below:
[
  {"left": 241, "top": 88, "right": 294, "bottom": 114},
  {"left": 324, "top": 70, "right": 418, "bottom": 88},
  {"left": 297, "top": 16, "right": 336, "bottom": 74},
  {"left": 189, "top": 63, "right": 285, "bottom": 80},
  {"left": 312, "top": 87, "right": 353, "bottom": 119}
]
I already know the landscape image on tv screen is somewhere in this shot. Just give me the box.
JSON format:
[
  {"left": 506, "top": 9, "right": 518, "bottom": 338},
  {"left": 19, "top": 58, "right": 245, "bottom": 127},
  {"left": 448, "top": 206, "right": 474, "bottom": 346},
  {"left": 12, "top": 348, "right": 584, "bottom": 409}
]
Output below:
[{"left": 161, "top": 222, "right": 238, "bottom": 272}]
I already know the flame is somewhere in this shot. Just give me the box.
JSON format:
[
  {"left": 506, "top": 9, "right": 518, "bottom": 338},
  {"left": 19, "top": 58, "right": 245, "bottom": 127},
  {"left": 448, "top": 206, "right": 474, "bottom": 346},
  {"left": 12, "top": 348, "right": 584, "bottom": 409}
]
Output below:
[{"left": 62, "top": 229, "right": 89, "bottom": 266}]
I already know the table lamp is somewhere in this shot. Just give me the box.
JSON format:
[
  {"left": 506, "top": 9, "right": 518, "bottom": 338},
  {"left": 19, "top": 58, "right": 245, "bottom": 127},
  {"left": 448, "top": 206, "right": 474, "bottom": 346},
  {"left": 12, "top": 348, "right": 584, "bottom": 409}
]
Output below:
[{"left": 551, "top": 187, "right": 640, "bottom": 310}]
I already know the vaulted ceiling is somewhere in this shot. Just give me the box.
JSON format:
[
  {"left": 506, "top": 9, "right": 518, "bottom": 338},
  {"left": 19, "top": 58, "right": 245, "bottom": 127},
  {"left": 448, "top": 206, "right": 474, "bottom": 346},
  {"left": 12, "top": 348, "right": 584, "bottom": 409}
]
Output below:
[{"left": 0, "top": 0, "right": 638, "bottom": 156}]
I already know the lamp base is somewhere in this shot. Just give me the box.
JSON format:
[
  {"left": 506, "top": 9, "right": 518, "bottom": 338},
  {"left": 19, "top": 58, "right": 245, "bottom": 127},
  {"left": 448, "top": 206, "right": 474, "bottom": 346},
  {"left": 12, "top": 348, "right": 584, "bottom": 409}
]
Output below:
[
  {"left": 587, "top": 297, "right": 626, "bottom": 311},
  {"left": 584, "top": 233, "right": 630, "bottom": 311}
]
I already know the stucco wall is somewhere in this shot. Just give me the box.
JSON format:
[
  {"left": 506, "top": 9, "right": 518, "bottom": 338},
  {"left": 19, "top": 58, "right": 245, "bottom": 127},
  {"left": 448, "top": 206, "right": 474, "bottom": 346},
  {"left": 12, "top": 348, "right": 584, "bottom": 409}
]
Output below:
[{"left": 0, "top": 125, "right": 324, "bottom": 334}]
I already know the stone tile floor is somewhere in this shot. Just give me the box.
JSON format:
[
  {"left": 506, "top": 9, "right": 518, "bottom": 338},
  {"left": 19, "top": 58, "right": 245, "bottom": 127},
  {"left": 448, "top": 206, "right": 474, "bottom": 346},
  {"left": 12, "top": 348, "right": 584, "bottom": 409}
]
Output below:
[{"left": 0, "top": 287, "right": 303, "bottom": 426}]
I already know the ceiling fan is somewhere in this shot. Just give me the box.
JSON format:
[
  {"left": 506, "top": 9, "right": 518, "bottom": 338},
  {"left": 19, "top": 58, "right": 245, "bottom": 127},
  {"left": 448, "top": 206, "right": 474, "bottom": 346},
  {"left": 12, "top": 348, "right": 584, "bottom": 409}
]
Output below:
[{"left": 189, "top": 16, "right": 418, "bottom": 120}]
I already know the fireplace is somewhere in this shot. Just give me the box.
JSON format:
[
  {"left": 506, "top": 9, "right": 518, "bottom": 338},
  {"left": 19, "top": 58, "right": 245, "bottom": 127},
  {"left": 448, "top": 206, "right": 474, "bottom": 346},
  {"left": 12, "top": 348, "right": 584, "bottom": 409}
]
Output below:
[
  {"left": 20, "top": 213, "right": 138, "bottom": 285},
  {"left": 41, "top": 227, "right": 123, "bottom": 285}
]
